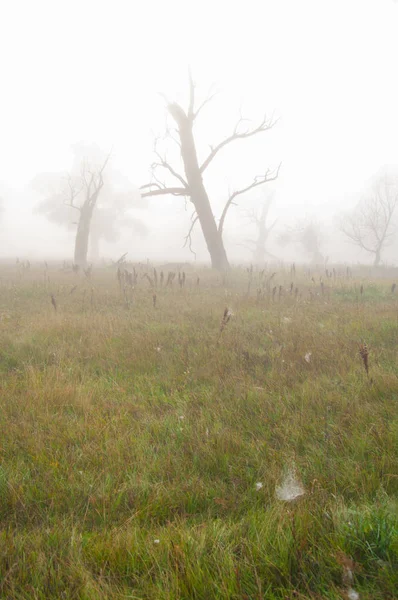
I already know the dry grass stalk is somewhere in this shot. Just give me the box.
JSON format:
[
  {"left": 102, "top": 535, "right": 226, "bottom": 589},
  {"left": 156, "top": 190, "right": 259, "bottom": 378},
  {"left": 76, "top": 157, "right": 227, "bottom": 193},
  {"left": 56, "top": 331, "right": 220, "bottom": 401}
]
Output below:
[
  {"left": 124, "top": 270, "right": 133, "bottom": 287},
  {"left": 266, "top": 272, "right": 276, "bottom": 292},
  {"left": 178, "top": 272, "right": 185, "bottom": 289},
  {"left": 50, "top": 294, "right": 57, "bottom": 312},
  {"left": 219, "top": 307, "right": 232, "bottom": 335},
  {"left": 117, "top": 267, "right": 123, "bottom": 288},
  {"left": 153, "top": 294, "right": 157, "bottom": 308},
  {"left": 144, "top": 273, "right": 154, "bottom": 288},
  {"left": 359, "top": 342, "right": 369, "bottom": 376},
  {"left": 166, "top": 272, "right": 175, "bottom": 287}
]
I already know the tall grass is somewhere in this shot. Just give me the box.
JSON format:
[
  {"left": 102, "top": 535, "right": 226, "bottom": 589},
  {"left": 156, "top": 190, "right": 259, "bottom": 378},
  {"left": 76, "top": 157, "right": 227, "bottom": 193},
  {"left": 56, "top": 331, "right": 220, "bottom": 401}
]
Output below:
[{"left": 0, "top": 262, "right": 396, "bottom": 598}]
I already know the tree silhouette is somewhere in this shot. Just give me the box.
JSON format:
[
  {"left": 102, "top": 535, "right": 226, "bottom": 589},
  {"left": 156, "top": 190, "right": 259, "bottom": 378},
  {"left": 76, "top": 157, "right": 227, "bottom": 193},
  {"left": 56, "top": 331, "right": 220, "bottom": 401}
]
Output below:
[
  {"left": 34, "top": 145, "right": 145, "bottom": 265},
  {"left": 141, "top": 74, "right": 279, "bottom": 270},
  {"left": 340, "top": 172, "right": 398, "bottom": 266}
]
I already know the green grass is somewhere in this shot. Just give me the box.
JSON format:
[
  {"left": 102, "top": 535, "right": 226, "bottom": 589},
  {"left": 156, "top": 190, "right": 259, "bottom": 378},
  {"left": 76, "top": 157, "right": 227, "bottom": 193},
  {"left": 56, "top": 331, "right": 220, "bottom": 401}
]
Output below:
[{"left": 0, "top": 262, "right": 397, "bottom": 599}]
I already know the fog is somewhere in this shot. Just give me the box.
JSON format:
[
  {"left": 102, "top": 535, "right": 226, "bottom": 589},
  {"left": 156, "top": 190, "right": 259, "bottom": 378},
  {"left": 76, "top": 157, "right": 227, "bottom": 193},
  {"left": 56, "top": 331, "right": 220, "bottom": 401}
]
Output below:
[{"left": 1, "top": 0, "right": 398, "bottom": 266}]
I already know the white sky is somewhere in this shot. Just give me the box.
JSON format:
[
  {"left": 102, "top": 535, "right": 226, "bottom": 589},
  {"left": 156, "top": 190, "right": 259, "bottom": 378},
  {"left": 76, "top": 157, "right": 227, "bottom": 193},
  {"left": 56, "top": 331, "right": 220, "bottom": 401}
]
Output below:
[{"left": 1, "top": 0, "right": 398, "bottom": 260}]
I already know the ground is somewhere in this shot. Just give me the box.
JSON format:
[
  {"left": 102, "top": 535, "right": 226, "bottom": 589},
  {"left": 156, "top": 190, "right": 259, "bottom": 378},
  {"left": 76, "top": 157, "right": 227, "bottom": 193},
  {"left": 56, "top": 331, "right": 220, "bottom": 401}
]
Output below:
[{"left": 0, "top": 262, "right": 397, "bottom": 599}]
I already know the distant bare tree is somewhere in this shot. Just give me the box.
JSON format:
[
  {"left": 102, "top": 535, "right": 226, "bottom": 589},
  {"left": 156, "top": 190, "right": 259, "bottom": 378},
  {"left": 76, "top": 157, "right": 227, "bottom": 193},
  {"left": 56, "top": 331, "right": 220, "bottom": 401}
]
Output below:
[
  {"left": 34, "top": 152, "right": 110, "bottom": 267},
  {"left": 340, "top": 174, "right": 398, "bottom": 266},
  {"left": 140, "top": 73, "right": 279, "bottom": 270},
  {"left": 242, "top": 191, "right": 277, "bottom": 263},
  {"left": 298, "top": 221, "right": 324, "bottom": 264},
  {"left": 67, "top": 154, "right": 110, "bottom": 266},
  {"left": 34, "top": 145, "right": 148, "bottom": 267},
  {"left": 278, "top": 219, "right": 324, "bottom": 264}
]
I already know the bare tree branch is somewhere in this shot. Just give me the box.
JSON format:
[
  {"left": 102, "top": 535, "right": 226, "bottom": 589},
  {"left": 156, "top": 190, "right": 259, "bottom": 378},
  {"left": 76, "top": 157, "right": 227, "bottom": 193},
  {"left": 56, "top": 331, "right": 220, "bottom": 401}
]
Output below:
[
  {"left": 340, "top": 217, "right": 376, "bottom": 254},
  {"left": 183, "top": 213, "right": 199, "bottom": 258},
  {"left": 218, "top": 164, "right": 281, "bottom": 237},
  {"left": 200, "top": 115, "right": 278, "bottom": 174},
  {"left": 152, "top": 141, "right": 189, "bottom": 188},
  {"left": 188, "top": 67, "right": 195, "bottom": 120},
  {"left": 140, "top": 184, "right": 188, "bottom": 198},
  {"left": 64, "top": 175, "right": 83, "bottom": 212},
  {"left": 164, "top": 126, "right": 182, "bottom": 149},
  {"left": 75, "top": 151, "right": 112, "bottom": 210},
  {"left": 193, "top": 92, "right": 218, "bottom": 121}
]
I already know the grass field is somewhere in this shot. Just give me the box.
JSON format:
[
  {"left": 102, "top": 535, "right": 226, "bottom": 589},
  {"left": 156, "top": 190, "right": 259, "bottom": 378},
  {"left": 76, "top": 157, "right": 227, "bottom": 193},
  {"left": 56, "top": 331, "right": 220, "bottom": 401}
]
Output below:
[{"left": 0, "top": 261, "right": 397, "bottom": 599}]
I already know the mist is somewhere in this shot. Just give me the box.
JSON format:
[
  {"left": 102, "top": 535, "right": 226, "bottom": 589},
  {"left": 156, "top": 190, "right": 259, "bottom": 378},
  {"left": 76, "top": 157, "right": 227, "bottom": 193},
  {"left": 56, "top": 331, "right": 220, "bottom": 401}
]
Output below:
[{"left": 1, "top": 0, "right": 398, "bottom": 267}]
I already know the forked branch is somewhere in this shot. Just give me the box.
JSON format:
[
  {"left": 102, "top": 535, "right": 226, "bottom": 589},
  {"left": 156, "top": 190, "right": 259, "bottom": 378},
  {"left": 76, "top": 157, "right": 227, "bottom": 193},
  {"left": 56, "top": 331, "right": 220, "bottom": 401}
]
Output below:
[
  {"left": 152, "top": 141, "right": 188, "bottom": 188},
  {"left": 64, "top": 175, "right": 82, "bottom": 211},
  {"left": 200, "top": 114, "right": 278, "bottom": 174},
  {"left": 218, "top": 164, "right": 281, "bottom": 236}
]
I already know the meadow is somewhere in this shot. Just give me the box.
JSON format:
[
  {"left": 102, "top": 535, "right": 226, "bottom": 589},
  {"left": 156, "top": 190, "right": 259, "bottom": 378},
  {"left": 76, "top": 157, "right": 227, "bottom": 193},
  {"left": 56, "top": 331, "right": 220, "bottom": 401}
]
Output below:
[{"left": 0, "top": 261, "right": 397, "bottom": 599}]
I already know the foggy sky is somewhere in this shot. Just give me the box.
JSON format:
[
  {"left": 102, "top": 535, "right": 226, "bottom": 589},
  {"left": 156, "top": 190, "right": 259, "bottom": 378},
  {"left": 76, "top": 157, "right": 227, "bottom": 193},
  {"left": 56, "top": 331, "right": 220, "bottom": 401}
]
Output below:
[{"left": 1, "top": 0, "right": 398, "bottom": 263}]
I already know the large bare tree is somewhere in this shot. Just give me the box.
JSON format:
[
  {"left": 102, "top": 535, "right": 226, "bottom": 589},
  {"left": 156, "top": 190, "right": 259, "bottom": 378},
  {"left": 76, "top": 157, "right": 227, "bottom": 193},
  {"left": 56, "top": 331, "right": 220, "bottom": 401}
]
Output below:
[
  {"left": 140, "top": 75, "right": 279, "bottom": 270},
  {"left": 340, "top": 173, "right": 398, "bottom": 266}
]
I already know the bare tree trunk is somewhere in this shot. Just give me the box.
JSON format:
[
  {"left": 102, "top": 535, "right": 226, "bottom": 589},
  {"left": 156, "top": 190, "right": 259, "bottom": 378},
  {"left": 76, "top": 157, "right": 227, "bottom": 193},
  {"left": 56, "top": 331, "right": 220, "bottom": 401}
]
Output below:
[
  {"left": 193, "top": 188, "right": 229, "bottom": 270},
  {"left": 74, "top": 205, "right": 94, "bottom": 267},
  {"left": 170, "top": 105, "right": 229, "bottom": 271}
]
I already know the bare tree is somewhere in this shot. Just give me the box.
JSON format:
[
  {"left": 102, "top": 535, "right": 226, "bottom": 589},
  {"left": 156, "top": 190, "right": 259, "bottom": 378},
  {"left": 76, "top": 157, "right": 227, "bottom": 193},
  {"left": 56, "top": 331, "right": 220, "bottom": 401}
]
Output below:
[
  {"left": 242, "top": 191, "right": 277, "bottom": 263},
  {"left": 140, "top": 74, "right": 279, "bottom": 270},
  {"left": 277, "top": 219, "right": 324, "bottom": 264},
  {"left": 340, "top": 174, "right": 398, "bottom": 266},
  {"left": 34, "top": 148, "right": 116, "bottom": 267},
  {"left": 67, "top": 154, "right": 110, "bottom": 266}
]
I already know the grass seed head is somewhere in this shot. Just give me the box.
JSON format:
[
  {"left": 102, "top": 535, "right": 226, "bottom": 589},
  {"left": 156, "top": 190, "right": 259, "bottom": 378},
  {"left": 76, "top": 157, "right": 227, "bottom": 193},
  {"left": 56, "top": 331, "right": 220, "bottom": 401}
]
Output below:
[
  {"left": 220, "top": 307, "right": 232, "bottom": 333},
  {"left": 359, "top": 342, "right": 369, "bottom": 376},
  {"left": 50, "top": 294, "right": 57, "bottom": 312}
]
